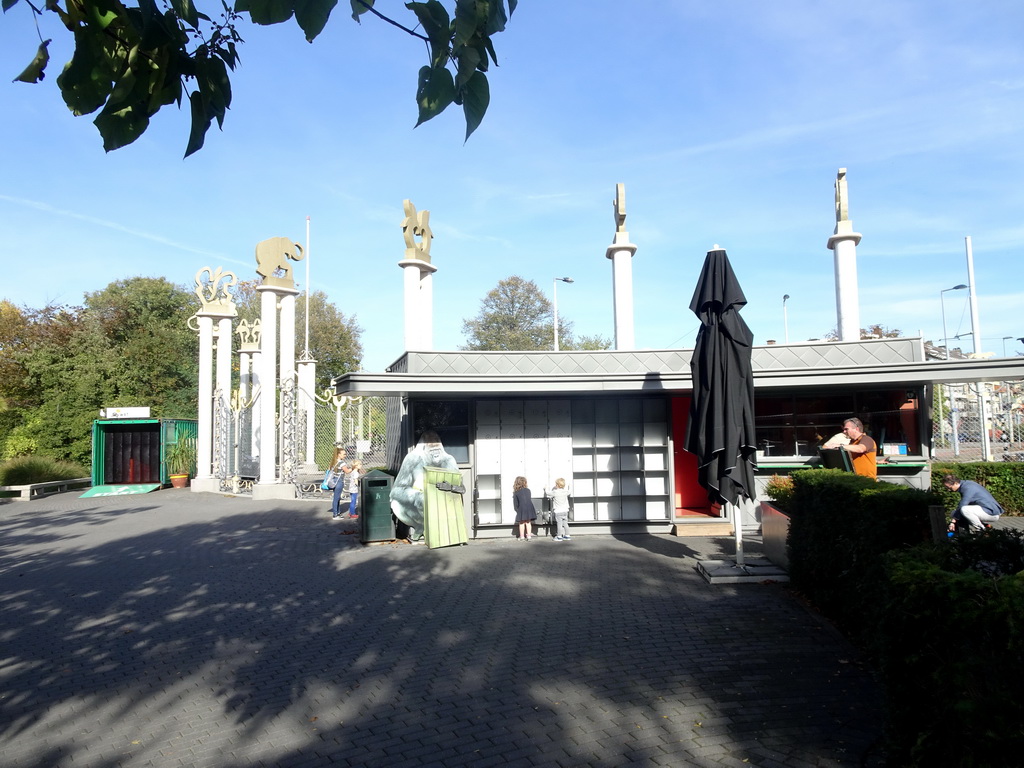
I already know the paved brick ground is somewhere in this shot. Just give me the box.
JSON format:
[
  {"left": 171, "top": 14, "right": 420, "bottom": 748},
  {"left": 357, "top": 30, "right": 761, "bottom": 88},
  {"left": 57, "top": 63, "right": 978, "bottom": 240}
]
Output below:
[{"left": 0, "top": 491, "right": 886, "bottom": 767}]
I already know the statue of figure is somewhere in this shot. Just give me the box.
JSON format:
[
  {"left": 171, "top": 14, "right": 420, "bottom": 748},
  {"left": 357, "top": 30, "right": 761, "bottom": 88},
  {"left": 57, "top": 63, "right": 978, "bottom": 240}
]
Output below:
[
  {"left": 401, "top": 199, "right": 433, "bottom": 262},
  {"left": 614, "top": 182, "right": 627, "bottom": 233},
  {"left": 255, "top": 236, "right": 304, "bottom": 288},
  {"left": 390, "top": 430, "right": 459, "bottom": 540},
  {"left": 835, "top": 168, "right": 849, "bottom": 223},
  {"left": 194, "top": 266, "right": 238, "bottom": 315}
]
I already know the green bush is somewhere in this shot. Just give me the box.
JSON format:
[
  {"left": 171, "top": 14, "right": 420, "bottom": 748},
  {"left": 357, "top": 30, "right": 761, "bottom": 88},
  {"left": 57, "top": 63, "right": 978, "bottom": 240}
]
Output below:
[
  {"left": 763, "top": 474, "right": 794, "bottom": 512},
  {"left": 0, "top": 455, "right": 88, "bottom": 486},
  {"left": 931, "top": 461, "right": 1024, "bottom": 515},
  {"left": 786, "top": 469, "right": 939, "bottom": 643},
  {"left": 881, "top": 532, "right": 1024, "bottom": 765}
]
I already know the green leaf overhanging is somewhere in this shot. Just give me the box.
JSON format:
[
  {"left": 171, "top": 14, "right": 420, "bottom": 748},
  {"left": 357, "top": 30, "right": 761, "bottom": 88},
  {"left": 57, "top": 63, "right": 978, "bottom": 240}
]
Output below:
[
  {"left": 13, "top": 40, "right": 51, "bottom": 84},
  {"left": 460, "top": 69, "right": 487, "bottom": 141},
  {"left": 414, "top": 63, "right": 455, "bottom": 127}
]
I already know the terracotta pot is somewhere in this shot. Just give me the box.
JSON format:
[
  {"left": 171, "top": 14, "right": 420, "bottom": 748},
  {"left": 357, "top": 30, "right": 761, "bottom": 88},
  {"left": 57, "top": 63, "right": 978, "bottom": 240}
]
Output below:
[{"left": 169, "top": 474, "right": 190, "bottom": 489}]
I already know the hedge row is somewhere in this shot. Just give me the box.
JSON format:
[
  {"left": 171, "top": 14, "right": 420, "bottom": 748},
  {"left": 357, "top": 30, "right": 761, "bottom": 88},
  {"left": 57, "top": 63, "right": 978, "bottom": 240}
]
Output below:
[
  {"left": 786, "top": 470, "right": 1024, "bottom": 765},
  {"left": 786, "top": 469, "right": 938, "bottom": 640},
  {"left": 881, "top": 533, "right": 1024, "bottom": 766}
]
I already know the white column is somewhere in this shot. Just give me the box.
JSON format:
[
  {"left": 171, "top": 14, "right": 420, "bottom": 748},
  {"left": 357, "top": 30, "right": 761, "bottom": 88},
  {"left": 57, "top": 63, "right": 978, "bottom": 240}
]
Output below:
[
  {"left": 607, "top": 242, "right": 637, "bottom": 350},
  {"left": 826, "top": 168, "right": 863, "bottom": 342},
  {"left": 420, "top": 270, "right": 434, "bottom": 350},
  {"left": 257, "top": 287, "right": 278, "bottom": 485},
  {"left": 196, "top": 315, "right": 214, "bottom": 480},
  {"left": 399, "top": 259, "right": 438, "bottom": 351},
  {"left": 238, "top": 350, "right": 251, "bottom": 403},
  {"left": 280, "top": 293, "right": 296, "bottom": 386},
  {"left": 829, "top": 237, "right": 862, "bottom": 341},
  {"left": 248, "top": 348, "right": 262, "bottom": 461},
  {"left": 215, "top": 317, "right": 232, "bottom": 398}
]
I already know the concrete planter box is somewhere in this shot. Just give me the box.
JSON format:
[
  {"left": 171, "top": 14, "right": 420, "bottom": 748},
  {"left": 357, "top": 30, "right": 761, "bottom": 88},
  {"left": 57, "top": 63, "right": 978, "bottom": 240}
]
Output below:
[{"left": 761, "top": 500, "right": 791, "bottom": 570}]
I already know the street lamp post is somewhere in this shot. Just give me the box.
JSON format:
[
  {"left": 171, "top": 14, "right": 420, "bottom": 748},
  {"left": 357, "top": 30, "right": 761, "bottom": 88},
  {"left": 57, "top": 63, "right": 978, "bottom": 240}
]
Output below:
[
  {"left": 1003, "top": 336, "right": 1014, "bottom": 357},
  {"left": 782, "top": 294, "right": 790, "bottom": 344},
  {"left": 940, "top": 284, "right": 968, "bottom": 359},
  {"left": 940, "top": 284, "right": 968, "bottom": 457},
  {"left": 553, "top": 277, "right": 574, "bottom": 351}
]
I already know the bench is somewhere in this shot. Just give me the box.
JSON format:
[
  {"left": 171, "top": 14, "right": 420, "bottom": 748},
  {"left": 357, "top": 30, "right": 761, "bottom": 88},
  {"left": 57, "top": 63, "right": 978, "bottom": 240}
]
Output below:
[{"left": 0, "top": 477, "right": 92, "bottom": 501}]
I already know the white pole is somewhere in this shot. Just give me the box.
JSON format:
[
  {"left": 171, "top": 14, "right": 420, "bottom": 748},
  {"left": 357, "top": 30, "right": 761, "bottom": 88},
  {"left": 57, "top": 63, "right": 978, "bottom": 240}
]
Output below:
[
  {"left": 965, "top": 236, "right": 982, "bottom": 355},
  {"left": 304, "top": 216, "right": 311, "bottom": 355},
  {"left": 783, "top": 294, "right": 790, "bottom": 344},
  {"left": 553, "top": 278, "right": 560, "bottom": 352}
]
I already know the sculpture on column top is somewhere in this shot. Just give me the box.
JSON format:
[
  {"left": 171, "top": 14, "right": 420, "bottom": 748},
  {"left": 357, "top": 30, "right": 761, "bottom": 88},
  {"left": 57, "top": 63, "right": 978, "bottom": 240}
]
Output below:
[
  {"left": 255, "top": 236, "right": 304, "bottom": 288},
  {"left": 236, "top": 318, "right": 262, "bottom": 350},
  {"left": 614, "top": 182, "right": 627, "bottom": 233},
  {"left": 835, "top": 168, "right": 849, "bottom": 223},
  {"left": 194, "top": 266, "right": 238, "bottom": 315},
  {"left": 401, "top": 199, "right": 433, "bottom": 262}
]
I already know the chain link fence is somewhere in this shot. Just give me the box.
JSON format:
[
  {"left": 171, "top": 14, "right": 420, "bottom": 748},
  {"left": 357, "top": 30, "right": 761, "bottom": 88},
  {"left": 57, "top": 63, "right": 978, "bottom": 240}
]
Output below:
[{"left": 933, "top": 380, "right": 1024, "bottom": 463}]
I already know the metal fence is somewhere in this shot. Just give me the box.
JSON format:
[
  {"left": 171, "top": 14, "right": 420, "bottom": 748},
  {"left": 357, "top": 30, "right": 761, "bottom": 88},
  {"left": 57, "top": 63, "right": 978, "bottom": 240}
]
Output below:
[
  {"left": 213, "top": 387, "right": 391, "bottom": 496},
  {"left": 933, "top": 380, "right": 1024, "bottom": 463}
]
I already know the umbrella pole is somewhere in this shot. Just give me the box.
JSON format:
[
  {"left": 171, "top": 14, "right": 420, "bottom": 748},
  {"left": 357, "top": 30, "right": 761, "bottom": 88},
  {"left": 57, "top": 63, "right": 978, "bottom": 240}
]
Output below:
[{"left": 731, "top": 501, "right": 745, "bottom": 567}]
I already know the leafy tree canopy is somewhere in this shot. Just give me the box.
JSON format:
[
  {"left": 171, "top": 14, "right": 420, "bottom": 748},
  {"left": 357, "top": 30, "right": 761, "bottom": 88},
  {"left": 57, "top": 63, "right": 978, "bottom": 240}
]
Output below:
[
  {"left": 461, "top": 275, "right": 611, "bottom": 352},
  {"left": 8, "top": 0, "right": 516, "bottom": 156},
  {"left": 0, "top": 277, "right": 200, "bottom": 464}
]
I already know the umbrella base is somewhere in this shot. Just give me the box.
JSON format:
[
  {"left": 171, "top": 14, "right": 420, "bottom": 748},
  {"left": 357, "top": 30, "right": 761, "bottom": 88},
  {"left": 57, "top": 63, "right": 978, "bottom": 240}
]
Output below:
[
  {"left": 671, "top": 521, "right": 732, "bottom": 536},
  {"left": 697, "top": 557, "right": 790, "bottom": 585}
]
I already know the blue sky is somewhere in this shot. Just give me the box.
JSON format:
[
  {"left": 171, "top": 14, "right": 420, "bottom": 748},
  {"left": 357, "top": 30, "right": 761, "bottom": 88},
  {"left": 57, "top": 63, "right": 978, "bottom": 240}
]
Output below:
[{"left": 3, "top": 1, "right": 1024, "bottom": 372}]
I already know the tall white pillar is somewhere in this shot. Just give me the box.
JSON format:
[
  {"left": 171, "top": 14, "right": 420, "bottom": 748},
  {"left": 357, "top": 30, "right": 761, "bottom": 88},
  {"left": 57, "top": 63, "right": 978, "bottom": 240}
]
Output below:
[
  {"left": 191, "top": 266, "right": 238, "bottom": 494},
  {"left": 196, "top": 315, "right": 214, "bottom": 481},
  {"left": 249, "top": 347, "right": 262, "bottom": 462},
  {"left": 399, "top": 259, "right": 438, "bottom": 351},
  {"left": 257, "top": 286, "right": 279, "bottom": 487},
  {"left": 399, "top": 199, "right": 437, "bottom": 352},
  {"left": 252, "top": 283, "right": 300, "bottom": 500},
  {"left": 826, "top": 168, "right": 863, "bottom": 341},
  {"left": 216, "top": 318, "right": 232, "bottom": 396},
  {"left": 606, "top": 183, "right": 637, "bottom": 350}
]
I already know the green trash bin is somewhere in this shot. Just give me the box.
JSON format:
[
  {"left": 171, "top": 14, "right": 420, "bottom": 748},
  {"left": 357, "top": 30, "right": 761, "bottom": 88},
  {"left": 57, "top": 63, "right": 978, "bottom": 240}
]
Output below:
[{"left": 360, "top": 469, "right": 396, "bottom": 543}]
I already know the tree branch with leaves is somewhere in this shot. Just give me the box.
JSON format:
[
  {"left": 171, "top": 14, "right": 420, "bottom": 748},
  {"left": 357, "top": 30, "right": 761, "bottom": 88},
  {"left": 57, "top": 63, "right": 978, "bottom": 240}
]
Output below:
[{"left": 7, "top": 0, "right": 517, "bottom": 156}]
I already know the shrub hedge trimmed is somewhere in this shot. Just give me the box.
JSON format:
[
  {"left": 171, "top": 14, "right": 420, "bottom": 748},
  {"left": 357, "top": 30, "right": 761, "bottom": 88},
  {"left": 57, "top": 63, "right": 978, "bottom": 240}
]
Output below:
[
  {"left": 785, "top": 469, "right": 1024, "bottom": 765},
  {"left": 786, "top": 469, "right": 939, "bottom": 643},
  {"left": 881, "top": 532, "right": 1024, "bottom": 766}
]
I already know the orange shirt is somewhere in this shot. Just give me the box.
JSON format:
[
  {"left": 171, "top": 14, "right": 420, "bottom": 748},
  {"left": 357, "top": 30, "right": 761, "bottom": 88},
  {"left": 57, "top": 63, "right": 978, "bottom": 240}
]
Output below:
[{"left": 850, "top": 435, "right": 877, "bottom": 480}]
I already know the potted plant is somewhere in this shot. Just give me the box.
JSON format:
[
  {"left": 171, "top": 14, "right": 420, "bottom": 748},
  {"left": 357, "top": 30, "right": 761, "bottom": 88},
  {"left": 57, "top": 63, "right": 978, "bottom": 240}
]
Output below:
[
  {"left": 166, "top": 437, "right": 197, "bottom": 488},
  {"left": 761, "top": 474, "right": 794, "bottom": 569}
]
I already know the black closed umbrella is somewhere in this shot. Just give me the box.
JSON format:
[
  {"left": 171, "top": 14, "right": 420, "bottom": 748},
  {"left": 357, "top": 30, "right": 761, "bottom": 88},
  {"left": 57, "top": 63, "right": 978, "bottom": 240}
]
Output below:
[{"left": 684, "top": 248, "right": 758, "bottom": 561}]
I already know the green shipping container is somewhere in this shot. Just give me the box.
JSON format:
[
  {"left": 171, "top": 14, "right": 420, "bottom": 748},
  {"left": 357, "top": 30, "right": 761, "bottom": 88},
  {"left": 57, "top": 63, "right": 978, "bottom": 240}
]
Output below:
[{"left": 91, "top": 418, "right": 198, "bottom": 487}]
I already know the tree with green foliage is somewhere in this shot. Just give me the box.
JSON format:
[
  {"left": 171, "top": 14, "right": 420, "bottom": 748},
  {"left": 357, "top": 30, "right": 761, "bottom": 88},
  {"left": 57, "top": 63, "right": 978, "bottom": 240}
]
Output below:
[
  {"left": 0, "top": 277, "right": 200, "bottom": 464},
  {"left": 461, "top": 275, "right": 611, "bottom": 352},
  {"left": 233, "top": 279, "right": 362, "bottom": 391},
  {"left": 8, "top": 0, "right": 517, "bottom": 156}
]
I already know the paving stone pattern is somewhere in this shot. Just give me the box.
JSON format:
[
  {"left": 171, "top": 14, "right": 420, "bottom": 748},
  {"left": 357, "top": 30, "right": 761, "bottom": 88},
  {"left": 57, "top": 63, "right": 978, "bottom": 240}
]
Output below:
[{"left": 0, "top": 492, "right": 886, "bottom": 767}]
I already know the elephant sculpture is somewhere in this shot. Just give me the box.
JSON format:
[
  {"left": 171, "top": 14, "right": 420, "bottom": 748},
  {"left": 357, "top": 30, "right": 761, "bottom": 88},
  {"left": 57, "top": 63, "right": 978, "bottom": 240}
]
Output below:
[{"left": 255, "top": 237, "right": 304, "bottom": 287}]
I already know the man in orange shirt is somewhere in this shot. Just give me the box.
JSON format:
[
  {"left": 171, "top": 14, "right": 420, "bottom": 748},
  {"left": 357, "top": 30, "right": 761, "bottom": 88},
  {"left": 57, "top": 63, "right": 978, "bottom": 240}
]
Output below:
[{"left": 841, "top": 418, "right": 877, "bottom": 479}]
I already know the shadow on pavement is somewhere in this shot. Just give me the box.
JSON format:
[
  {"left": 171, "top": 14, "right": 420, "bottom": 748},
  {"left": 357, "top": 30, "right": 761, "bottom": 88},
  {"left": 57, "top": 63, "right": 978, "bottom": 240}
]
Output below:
[{"left": 0, "top": 494, "right": 885, "bottom": 767}]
